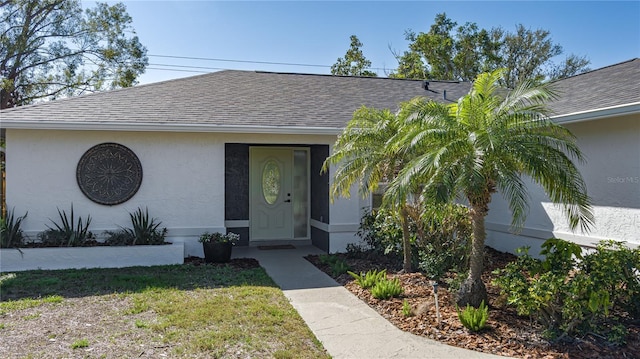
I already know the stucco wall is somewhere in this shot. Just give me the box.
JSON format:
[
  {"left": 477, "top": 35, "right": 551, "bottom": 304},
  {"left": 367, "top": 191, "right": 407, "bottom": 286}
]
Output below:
[
  {"left": 485, "top": 114, "right": 640, "bottom": 256},
  {"left": 5, "top": 129, "right": 365, "bottom": 256}
]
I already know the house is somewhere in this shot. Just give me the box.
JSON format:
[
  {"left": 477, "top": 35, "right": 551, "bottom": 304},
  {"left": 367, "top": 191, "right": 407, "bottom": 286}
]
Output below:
[
  {"left": 0, "top": 71, "right": 470, "bottom": 256},
  {"left": 1, "top": 59, "right": 637, "bottom": 259},
  {"left": 485, "top": 58, "right": 640, "bottom": 254}
]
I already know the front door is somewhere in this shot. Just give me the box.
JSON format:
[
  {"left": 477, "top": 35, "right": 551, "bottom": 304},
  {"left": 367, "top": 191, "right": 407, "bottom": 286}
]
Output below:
[{"left": 250, "top": 147, "right": 309, "bottom": 241}]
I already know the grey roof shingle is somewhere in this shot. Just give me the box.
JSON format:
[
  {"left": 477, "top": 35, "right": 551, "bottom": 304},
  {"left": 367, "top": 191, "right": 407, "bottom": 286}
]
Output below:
[
  {"left": 0, "top": 71, "right": 469, "bottom": 130},
  {"left": 549, "top": 58, "right": 639, "bottom": 116},
  {"left": 2, "top": 59, "right": 637, "bottom": 130}
]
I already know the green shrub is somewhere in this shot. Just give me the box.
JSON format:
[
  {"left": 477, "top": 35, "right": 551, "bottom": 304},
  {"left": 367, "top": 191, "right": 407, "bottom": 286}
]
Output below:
[
  {"left": 581, "top": 240, "right": 640, "bottom": 318},
  {"left": 348, "top": 269, "right": 387, "bottom": 289},
  {"left": 329, "top": 259, "right": 350, "bottom": 277},
  {"left": 0, "top": 208, "right": 27, "bottom": 248},
  {"left": 356, "top": 208, "right": 405, "bottom": 258},
  {"left": 416, "top": 203, "right": 471, "bottom": 280},
  {"left": 457, "top": 300, "right": 488, "bottom": 332},
  {"left": 319, "top": 254, "right": 350, "bottom": 276},
  {"left": 402, "top": 299, "right": 413, "bottom": 317},
  {"left": 39, "top": 205, "right": 93, "bottom": 246},
  {"left": 357, "top": 204, "right": 471, "bottom": 280},
  {"left": 105, "top": 207, "right": 167, "bottom": 246},
  {"left": 493, "top": 238, "right": 639, "bottom": 342},
  {"left": 371, "top": 277, "right": 403, "bottom": 300}
]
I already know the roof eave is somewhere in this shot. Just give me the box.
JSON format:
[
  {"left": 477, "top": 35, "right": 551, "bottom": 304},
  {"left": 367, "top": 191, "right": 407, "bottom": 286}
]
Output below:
[
  {"left": 0, "top": 120, "right": 343, "bottom": 136},
  {"left": 552, "top": 102, "right": 640, "bottom": 124}
]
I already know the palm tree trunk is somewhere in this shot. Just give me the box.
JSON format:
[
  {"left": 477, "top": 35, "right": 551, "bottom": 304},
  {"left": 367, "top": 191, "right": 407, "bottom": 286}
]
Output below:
[
  {"left": 399, "top": 206, "right": 412, "bottom": 273},
  {"left": 456, "top": 203, "right": 489, "bottom": 308}
]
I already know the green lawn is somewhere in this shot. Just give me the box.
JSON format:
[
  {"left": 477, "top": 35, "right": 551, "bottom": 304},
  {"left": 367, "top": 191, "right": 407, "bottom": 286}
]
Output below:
[{"left": 0, "top": 263, "right": 330, "bottom": 358}]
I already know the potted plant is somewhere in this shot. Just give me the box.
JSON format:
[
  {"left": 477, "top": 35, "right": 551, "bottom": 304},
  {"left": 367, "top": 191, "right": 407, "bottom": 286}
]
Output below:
[{"left": 199, "top": 231, "right": 240, "bottom": 263}]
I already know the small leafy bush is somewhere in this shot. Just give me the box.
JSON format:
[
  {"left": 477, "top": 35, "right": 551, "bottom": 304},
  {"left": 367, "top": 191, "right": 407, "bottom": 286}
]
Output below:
[
  {"left": 581, "top": 240, "right": 640, "bottom": 318},
  {"left": 402, "top": 299, "right": 413, "bottom": 317},
  {"left": 348, "top": 269, "right": 387, "bottom": 289},
  {"left": 371, "top": 277, "right": 403, "bottom": 300},
  {"left": 0, "top": 208, "right": 27, "bottom": 248},
  {"left": 39, "top": 205, "right": 93, "bottom": 246},
  {"left": 357, "top": 203, "right": 471, "bottom": 280},
  {"left": 457, "top": 300, "right": 488, "bottom": 332},
  {"left": 416, "top": 203, "right": 471, "bottom": 280},
  {"left": 494, "top": 238, "right": 640, "bottom": 342},
  {"left": 105, "top": 207, "right": 167, "bottom": 246},
  {"left": 319, "top": 254, "right": 350, "bottom": 276},
  {"left": 357, "top": 209, "right": 405, "bottom": 258}
]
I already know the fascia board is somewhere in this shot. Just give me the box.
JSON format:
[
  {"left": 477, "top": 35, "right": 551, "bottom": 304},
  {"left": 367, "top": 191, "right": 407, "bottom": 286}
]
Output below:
[
  {"left": 552, "top": 102, "right": 640, "bottom": 124},
  {"left": 0, "top": 120, "right": 344, "bottom": 135}
]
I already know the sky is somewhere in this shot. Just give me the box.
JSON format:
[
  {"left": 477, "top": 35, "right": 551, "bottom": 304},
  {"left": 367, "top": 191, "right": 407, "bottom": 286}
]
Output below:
[{"left": 94, "top": 1, "right": 640, "bottom": 85}]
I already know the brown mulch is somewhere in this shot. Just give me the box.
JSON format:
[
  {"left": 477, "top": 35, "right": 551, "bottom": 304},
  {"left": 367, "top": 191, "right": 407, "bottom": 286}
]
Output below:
[{"left": 306, "top": 248, "right": 640, "bottom": 359}]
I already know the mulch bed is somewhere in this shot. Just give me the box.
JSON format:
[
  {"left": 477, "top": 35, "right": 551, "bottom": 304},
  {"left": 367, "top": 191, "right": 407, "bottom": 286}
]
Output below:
[{"left": 305, "top": 248, "right": 640, "bottom": 359}]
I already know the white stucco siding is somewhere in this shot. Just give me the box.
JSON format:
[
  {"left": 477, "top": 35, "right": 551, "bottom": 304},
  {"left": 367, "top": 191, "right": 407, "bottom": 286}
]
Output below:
[
  {"left": 6, "top": 129, "right": 370, "bottom": 254},
  {"left": 323, "top": 152, "right": 372, "bottom": 253},
  {"left": 6, "top": 129, "right": 226, "bottom": 240},
  {"left": 485, "top": 114, "right": 640, "bottom": 255}
]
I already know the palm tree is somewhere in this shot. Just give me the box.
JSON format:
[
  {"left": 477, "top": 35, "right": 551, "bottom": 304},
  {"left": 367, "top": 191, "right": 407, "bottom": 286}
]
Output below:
[
  {"left": 322, "top": 106, "right": 417, "bottom": 272},
  {"left": 385, "top": 69, "right": 594, "bottom": 306}
]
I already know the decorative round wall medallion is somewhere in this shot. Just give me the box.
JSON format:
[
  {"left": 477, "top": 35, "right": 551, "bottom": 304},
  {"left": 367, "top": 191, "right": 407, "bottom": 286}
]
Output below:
[{"left": 76, "top": 143, "right": 143, "bottom": 205}]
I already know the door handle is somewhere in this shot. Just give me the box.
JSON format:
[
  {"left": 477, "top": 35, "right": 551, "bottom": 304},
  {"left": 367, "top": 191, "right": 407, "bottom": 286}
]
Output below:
[{"left": 284, "top": 199, "right": 291, "bottom": 203}]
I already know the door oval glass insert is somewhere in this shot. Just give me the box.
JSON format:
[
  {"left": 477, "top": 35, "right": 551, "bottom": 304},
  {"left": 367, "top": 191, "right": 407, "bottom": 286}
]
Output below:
[{"left": 262, "top": 160, "right": 280, "bottom": 205}]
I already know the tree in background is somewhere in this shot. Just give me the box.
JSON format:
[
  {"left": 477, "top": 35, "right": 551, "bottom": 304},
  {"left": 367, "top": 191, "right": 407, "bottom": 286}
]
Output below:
[
  {"left": 0, "top": 0, "right": 148, "bottom": 109},
  {"left": 331, "top": 35, "right": 377, "bottom": 77},
  {"left": 0, "top": 0, "right": 148, "bottom": 217},
  {"left": 389, "top": 13, "right": 590, "bottom": 87}
]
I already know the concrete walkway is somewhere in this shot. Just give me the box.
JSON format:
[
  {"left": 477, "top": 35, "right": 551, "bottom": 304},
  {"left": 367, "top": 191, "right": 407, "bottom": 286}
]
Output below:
[{"left": 233, "top": 245, "right": 504, "bottom": 359}]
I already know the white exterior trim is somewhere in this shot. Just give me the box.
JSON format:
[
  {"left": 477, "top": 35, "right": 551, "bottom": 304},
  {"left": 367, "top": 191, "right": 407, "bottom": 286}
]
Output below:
[
  {"left": 225, "top": 220, "right": 249, "bottom": 228},
  {"left": 0, "top": 120, "right": 343, "bottom": 135},
  {"left": 0, "top": 242, "right": 185, "bottom": 272},
  {"left": 310, "top": 219, "right": 359, "bottom": 233},
  {"left": 552, "top": 102, "right": 640, "bottom": 124}
]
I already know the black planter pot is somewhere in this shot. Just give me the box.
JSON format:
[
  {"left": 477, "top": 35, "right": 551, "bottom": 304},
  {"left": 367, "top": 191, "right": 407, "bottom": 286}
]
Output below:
[{"left": 202, "top": 242, "right": 233, "bottom": 263}]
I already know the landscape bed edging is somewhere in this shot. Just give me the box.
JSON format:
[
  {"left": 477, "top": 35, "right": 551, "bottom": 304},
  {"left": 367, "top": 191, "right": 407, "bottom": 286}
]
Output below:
[{"left": 0, "top": 242, "right": 185, "bottom": 272}]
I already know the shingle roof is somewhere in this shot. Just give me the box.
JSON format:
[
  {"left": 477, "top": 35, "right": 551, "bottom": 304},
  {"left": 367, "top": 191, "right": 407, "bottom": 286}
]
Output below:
[
  {"left": 0, "top": 71, "right": 470, "bottom": 131},
  {"left": 2, "top": 59, "right": 637, "bottom": 131},
  {"left": 549, "top": 58, "right": 640, "bottom": 116}
]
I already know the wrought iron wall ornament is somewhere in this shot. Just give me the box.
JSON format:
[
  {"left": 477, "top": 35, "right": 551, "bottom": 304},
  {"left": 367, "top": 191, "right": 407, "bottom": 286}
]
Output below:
[{"left": 76, "top": 143, "right": 143, "bottom": 205}]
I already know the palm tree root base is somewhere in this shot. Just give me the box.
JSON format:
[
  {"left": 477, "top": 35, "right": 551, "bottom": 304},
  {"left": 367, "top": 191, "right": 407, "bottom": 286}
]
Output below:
[{"left": 456, "top": 278, "right": 488, "bottom": 308}]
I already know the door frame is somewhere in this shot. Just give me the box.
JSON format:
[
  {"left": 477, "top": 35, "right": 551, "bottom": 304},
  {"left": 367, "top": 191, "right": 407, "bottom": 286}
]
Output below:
[{"left": 248, "top": 146, "right": 311, "bottom": 242}]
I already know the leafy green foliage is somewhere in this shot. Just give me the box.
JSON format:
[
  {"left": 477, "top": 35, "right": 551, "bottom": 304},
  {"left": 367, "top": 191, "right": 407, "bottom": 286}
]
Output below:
[
  {"left": 105, "top": 207, "right": 167, "bottom": 246},
  {"left": 581, "top": 240, "right": 640, "bottom": 318},
  {"left": 416, "top": 203, "right": 471, "bottom": 280},
  {"left": 371, "top": 277, "right": 403, "bottom": 300},
  {"left": 39, "top": 205, "right": 93, "bottom": 247},
  {"left": 0, "top": 208, "right": 27, "bottom": 248},
  {"left": 402, "top": 299, "right": 413, "bottom": 317},
  {"left": 356, "top": 203, "right": 471, "bottom": 280},
  {"left": 389, "top": 13, "right": 589, "bottom": 86},
  {"left": 493, "top": 238, "right": 639, "bottom": 343},
  {"left": 198, "top": 231, "right": 240, "bottom": 244},
  {"left": 319, "top": 254, "right": 351, "bottom": 276},
  {"left": 0, "top": 0, "right": 148, "bottom": 109},
  {"left": 331, "top": 35, "right": 377, "bottom": 77},
  {"left": 457, "top": 300, "right": 488, "bottom": 332},
  {"left": 356, "top": 209, "right": 405, "bottom": 258},
  {"left": 347, "top": 269, "right": 387, "bottom": 289}
]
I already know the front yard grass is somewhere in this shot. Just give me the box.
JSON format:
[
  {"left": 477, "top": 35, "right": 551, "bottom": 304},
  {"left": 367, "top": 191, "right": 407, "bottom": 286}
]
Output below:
[{"left": 0, "top": 261, "right": 329, "bottom": 358}]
